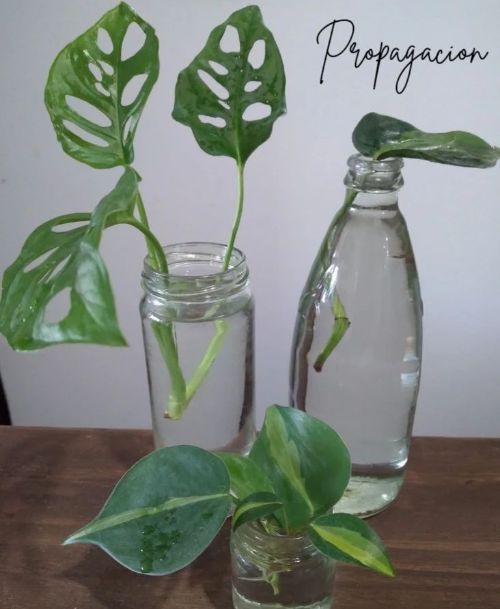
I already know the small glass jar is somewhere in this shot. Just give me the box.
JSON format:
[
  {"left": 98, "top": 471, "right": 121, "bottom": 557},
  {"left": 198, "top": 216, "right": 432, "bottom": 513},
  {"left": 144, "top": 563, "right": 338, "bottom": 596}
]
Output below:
[
  {"left": 140, "top": 242, "right": 255, "bottom": 452},
  {"left": 231, "top": 521, "right": 335, "bottom": 609}
]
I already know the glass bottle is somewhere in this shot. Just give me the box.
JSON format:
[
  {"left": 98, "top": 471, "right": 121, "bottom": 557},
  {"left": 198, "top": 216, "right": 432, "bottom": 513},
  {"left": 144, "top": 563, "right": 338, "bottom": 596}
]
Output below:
[
  {"left": 231, "top": 521, "right": 335, "bottom": 609},
  {"left": 290, "top": 155, "right": 422, "bottom": 517},
  {"left": 141, "top": 242, "right": 255, "bottom": 453}
]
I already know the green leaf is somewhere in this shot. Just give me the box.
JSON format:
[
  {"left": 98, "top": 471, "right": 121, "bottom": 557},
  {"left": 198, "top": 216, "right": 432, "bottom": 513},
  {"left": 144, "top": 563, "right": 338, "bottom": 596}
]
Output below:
[
  {"left": 172, "top": 5, "right": 286, "bottom": 165},
  {"left": 0, "top": 169, "right": 138, "bottom": 349},
  {"left": 45, "top": 2, "right": 159, "bottom": 168},
  {"left": 353, "top": 113, "right": 500, "bottom": 168},
  {"left": 64, "top": 445, "right": 231, "bottom": 575},
  {"left": 214, "top": 452, "right": 274, "bottom": 500},
  {"left": 249, "top": 406, "right": 351, "bottom": 532},
  {"left": 313, "top": 293, "right": 350, "bottom": 372},
  {"left": 308, "top": 513, "right": 394, "bottom": 577},
  {"left": 232, "top": 492, "right": 282, "bottom": 531}
]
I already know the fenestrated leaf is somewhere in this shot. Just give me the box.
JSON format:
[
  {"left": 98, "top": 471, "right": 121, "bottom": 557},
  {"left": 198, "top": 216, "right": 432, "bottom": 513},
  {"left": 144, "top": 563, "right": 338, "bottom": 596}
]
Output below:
[
  {"left": 214, "top": 451, "right": 274, "bottom": 500},
  {"left": 64, "top": 445, "right": 231, "bottom": 575},
  {"left": 353, "top": 113, "right": 500, "bottom": 168},
  {"left": 249, "top": 406, "right": 351, "bottom": 532},
  {"left": 0, "top": 168, "right": 138, "bottom": 349},
  {"left": 308, "top": 513, "right": 394, "bottom": 577},
  {"left": 172, "top": 5, "right": 286, "bottom": 165},
  {"left": 232, "top": 492, "right": 282, "bottom": 531},
  {"left": 45, "top": 2, "right": 159, "bottom": 168}
]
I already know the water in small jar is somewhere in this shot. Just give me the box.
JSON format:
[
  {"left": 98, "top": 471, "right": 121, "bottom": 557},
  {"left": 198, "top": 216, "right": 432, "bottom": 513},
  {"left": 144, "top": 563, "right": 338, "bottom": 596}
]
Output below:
[{"left": 232, "top": 525, "right": 335, "bottom": 609}]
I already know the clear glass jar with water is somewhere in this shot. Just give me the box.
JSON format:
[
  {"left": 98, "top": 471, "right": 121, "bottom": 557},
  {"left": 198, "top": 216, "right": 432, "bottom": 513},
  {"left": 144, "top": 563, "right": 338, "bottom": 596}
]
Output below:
[
  {"left": 141, "top": 242, "right": 255, "bottom": 452},
  {"left": 290, "top": 155, "right": 423, "bottom": 516},
  {"left": 231, "top": 521, "right": 335, "bottom": 609}
]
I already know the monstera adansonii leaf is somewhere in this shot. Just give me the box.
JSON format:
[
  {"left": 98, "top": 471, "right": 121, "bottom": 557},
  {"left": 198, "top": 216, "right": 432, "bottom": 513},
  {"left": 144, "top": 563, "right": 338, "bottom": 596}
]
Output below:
[
  {"left": 0, "top": 169, "right": 139, "bottom": 349},
  {"left": 172, "top": 4, "right": 286, "bottom": 165},
  {"left": 45, "top": 2, "right": 159, "bottom": 168}
]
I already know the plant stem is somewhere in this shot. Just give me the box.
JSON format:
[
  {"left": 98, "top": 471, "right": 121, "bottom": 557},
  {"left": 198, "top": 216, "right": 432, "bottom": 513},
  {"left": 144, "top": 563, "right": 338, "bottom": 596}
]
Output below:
[
  {"left": 223, "top": 161, "right": 245, "bottom": 270},
  {"left": 119, "top": 215, "right": 186, "bottom": 414},
  {"left": 313, "top": 190, "right": 357, "bottom": 372},
  {"left": 120, "top": 218, "right": 168, "bottom": 272},
  {"left": 185, "top": 319, "right": 229, "bottom": 403}
]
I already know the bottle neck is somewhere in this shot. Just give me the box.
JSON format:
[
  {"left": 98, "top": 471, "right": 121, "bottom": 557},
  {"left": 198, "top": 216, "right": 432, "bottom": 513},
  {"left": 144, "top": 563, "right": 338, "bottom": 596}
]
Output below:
[{"left": 344, "top": 154, "right": 403, "bottom": 209}]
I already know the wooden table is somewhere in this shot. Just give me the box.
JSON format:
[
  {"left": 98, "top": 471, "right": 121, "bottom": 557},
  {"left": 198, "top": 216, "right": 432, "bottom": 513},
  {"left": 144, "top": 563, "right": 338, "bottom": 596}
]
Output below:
[{"left": 1, "top": 428, "right": 499, "bottom": 609}]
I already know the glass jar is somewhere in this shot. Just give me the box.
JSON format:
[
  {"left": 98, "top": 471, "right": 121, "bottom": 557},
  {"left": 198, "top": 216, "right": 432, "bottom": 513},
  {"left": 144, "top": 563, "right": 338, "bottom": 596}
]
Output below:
[
  {"left": 231, "top": 521, "right": 335, "bottom": 609},
  {"left": 290, "top": 155, "right": 423, "bottom": 517},
  {"left": 140, "top": 242, "right": 255, "bottom": 452}
]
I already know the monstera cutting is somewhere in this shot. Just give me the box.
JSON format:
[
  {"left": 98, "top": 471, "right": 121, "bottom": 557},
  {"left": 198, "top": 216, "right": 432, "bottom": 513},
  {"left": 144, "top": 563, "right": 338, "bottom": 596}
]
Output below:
[{"left": 0, "top": 3, "right": 286, "bottom": 421}]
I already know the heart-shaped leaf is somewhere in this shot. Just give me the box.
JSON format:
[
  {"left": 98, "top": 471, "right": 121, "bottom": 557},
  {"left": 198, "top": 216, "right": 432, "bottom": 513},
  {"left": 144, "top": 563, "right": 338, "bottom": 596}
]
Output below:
[
  {"left": 232, "top": 492, "right": 282, "bottom": 531},
  {"left": 249, "top": 406, "right": 351, "bottom": 532},
  {"left": 64, "top": 445, "right": 231, "bottom": 575},
  {"left": 214, "top": 451, "right": 274, "bottom": 500},
  {"left": 308, "top": 512, "right": 394, "bottom": 577},
  {"left": 0, "top": 168, "right": 138, "bottom": 349},
  {"left": 45, "top": 2, "right": 159, "bottom": 168},
  {"left": 353, "top": 113, "right": 500, "bottom": 168},
  {"left": 172, "top": 5, "right": 286, "bottom": 165}
]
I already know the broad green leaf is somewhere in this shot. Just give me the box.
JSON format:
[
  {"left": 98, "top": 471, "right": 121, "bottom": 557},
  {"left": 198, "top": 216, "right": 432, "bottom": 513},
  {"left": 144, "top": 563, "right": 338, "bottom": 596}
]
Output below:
[
  {"left": 64, "top": 445, "right": 231, "bottom": 575},
  {"left": 353, "top": 113, "right": 500, "bottom": 168},
  {"left": 45, "top": 2, "right": 159, "bottom": 168},
  {"left": 308, "top": 513, "right": 394, "bottom": 577},
  {"left": 249, "top": 406, "right": 351, "bottom": 532},
  {"left": 214, "top": 451, "right": 274, "bottom": 500},
  {"left": 172, "top": 5, "right": 286, "bottom": 165},
  {"left": 0, "top": 169, "right": 138, "bottom": 349},
  {"left": 232, "top": 492, "right": 282, "bottom": 531},
  {"left": 313, "top": 293, "right": 350, "bottom": 372}
]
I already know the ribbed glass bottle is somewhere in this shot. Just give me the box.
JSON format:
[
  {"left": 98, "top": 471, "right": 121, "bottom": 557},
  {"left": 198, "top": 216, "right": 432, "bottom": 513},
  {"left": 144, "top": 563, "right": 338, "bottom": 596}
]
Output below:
[{"left": 290, "top": 155, "right": 423, "bottom": 516}]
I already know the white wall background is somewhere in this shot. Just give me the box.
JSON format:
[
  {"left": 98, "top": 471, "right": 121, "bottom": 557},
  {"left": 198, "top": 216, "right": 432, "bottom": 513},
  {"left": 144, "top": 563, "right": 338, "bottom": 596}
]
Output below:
[{"left": 0, "top": 0, "right": 499, "bottom": 436}]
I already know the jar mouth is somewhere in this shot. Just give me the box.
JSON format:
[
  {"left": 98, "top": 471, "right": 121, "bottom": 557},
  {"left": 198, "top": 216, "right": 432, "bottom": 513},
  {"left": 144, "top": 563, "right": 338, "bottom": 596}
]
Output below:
[
  {"left": 142, "top": 242, "right": 249, "bottom": 300},
  {"left": 144, "top": 241, "right": 246, "bottom": 279}
]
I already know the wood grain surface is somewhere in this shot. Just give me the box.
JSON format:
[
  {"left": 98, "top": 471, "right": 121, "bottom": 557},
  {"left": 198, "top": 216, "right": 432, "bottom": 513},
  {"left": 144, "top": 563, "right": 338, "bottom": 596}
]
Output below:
[{"left": 0, "top": 427, "right": 499, "bottom": 609}]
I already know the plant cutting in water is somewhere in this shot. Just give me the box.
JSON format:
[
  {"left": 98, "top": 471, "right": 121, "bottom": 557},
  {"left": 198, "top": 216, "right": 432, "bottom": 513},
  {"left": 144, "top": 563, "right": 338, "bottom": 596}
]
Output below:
[
  {"left": 0, "top": 3, "right": 286, "bottom": 421},
  {"left": 314, "top": 112, "right": 500, "bottom": 371},
  {"left": 64, "top": 405, "right": 394, "bottom": 593}
]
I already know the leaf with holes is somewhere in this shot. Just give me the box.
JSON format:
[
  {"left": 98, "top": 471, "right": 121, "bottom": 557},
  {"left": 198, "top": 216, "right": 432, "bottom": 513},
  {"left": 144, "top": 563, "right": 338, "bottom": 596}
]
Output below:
[
  {"left": 64, "top": 445, "right": 231, "bottom": 575},
  {"left": 172, "top": 4, "right": 286, "bottom": 164},
  {"left": 45, "top": 2, "right": 159, "bottom": 168},
  {"left": 0, "top": 169, "right": 139, "bottom": 349}
]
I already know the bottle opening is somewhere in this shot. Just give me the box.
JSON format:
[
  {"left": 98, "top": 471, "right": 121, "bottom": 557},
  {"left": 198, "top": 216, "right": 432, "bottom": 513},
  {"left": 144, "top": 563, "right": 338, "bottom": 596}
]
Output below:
[{"left": 345, "top": 154, "right": 404, "bottom": 193}]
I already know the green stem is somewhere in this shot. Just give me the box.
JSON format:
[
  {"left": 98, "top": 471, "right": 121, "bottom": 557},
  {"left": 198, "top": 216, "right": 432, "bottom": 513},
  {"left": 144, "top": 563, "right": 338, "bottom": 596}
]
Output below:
[
  {"left": 313, "top": 190, "right": 357, "bottom": 372},
  {"left": 118, "top": 215, "right": 186, "bottom": 413},
  {"left": 119, "top": 218, "right": 168, "bottom": 273},
  {"left": 223, "top": 161, "right": 244, "bottom": 271},
  {"left": 167, "top": 160, "right": 246, "bottom": 417},
  {"left": 185, "top": 319, "right": 230, "bottom": 403}
]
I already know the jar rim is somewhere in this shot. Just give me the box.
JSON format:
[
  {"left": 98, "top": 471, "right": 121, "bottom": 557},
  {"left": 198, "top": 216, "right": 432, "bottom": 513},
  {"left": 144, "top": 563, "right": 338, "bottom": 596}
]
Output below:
[
  {"left": 143, "top": 241, "right": 247, "bottom": 280},
  {"left": 142, "top": 241, "right": 249, "bottom": 301}
]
